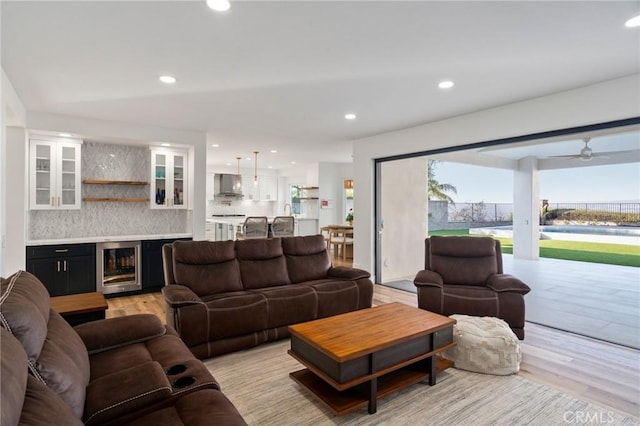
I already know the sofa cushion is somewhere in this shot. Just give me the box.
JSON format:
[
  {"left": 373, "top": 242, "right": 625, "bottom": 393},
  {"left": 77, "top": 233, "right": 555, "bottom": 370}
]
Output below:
[
  {"left": 202, "top": 293, "right": 268, "bottom": 339},
  {"left": 1, "top": 327, "right": 29, "bottom": 426},
  {"left": 443, "top": 285, "right": 498, "bottom": 318},
  {"left": 34, "top": 311, "right": 90, "bottom": 418},
  {"left": 305, "top": 281, "right": 359, "bottom": 318},
  {"left": 0, "top": 271, "right": 90, "bottom": 418},
  {"left": 429, "top": 237, "right": 498, "bottom": 286},
  {"left": 84, "top": 361, "right": 173, "bottom": 426},
  {"left": 172, "top": 241, "right": 243, "bottom": 296},
  {"left": 282, "top": 235, "right": 331, "bottom": 283},
  {"left": 117, "top": 389, "right": 247, "bottom": 426},
  {"left": 236, "top": 238, "right": 291, "bottom": 289},
  {"left": 0, "top": 271, "right": 51, "bottom": 362},
  {"left": 253, "top": 286, "right": 317, "bottom": 328},
  {"left": 1, "top": 327, "right": 83, "bottom": 426}
]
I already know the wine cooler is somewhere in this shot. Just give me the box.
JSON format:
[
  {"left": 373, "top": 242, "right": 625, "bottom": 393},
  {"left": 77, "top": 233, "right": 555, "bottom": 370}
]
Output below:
[{"left": 96, "top": 241, "right": 142, "bottom": 294}]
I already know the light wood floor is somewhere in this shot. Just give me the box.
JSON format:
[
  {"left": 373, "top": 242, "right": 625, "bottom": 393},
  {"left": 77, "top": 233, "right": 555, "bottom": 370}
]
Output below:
[{"left": 107, "top": 256, "right": 640, "bottom": 419}]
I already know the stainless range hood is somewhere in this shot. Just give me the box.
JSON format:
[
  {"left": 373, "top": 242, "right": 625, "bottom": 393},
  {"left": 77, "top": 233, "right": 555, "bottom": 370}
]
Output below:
[{"left": 214, "top": 173, "right": 243, "bottom": 198}]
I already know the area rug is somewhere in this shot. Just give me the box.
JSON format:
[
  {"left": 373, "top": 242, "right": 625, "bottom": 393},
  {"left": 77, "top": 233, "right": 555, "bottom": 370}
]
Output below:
[{"left": 204, "top": 340, "right": 639, "bottom": 426}]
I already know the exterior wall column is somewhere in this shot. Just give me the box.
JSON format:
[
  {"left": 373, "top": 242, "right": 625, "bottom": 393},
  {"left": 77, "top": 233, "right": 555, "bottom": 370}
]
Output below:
[{"left": 513, "top": 156, "right": 539, "bottom": 260}]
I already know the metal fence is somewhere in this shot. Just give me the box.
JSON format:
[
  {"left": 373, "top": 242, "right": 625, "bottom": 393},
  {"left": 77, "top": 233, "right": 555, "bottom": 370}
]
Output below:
[
  {"left": 444, "top": 202, "right": 640, "bottom": 224},
  {"left": 545, "top": 202, "right": 640, "bottom": 223},
  {"left": 448, "top": 202, "right": 513, "bottom": 223}
]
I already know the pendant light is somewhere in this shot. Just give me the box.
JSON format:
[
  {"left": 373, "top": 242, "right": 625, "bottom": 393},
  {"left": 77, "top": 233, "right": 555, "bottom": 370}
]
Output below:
[
  {"left": 235, "top": 157, "right": 242, "bottom": 191},
  {"left": 253, "top": 151, "right": 259, "bottom": 185}
]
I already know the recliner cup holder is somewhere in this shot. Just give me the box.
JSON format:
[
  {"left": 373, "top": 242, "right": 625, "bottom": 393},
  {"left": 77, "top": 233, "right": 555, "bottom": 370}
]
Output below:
[
  {"left": 172, "top": 376, "right": 196, "bottom": 388},
  {"left": 166, "top": 364, "right": 188, "bottom": 375}
]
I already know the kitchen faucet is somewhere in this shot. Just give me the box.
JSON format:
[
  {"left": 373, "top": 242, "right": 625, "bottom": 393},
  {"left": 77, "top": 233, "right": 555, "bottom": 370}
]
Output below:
[{"left": 284, "top": 203, "right": 292, "bottom": 216}]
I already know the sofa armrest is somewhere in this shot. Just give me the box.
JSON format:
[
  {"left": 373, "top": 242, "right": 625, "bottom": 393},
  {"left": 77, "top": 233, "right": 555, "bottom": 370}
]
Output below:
[
  {"left": 74, "top": 314, "right": 166, "bottom": 354},
  {"left": 84, "top": 361, "right": 172, "bottom": 426},
  {"left": 413, "top": 270, "right": 444, "bottom": 288},
  {"left": 327, "top": 266, "right": 371, "bottom": 280},
  {"left": 162, "top": 284, "right": 202, "bottom": 307},
  {"left": 487, "top": 274, "right": 531, "bottom": 295}
]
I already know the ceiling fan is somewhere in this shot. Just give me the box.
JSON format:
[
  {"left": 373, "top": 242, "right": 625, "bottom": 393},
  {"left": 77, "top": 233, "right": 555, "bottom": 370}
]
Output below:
[{"left": 549, "top": 137, "right": 619, "bottom": 161}]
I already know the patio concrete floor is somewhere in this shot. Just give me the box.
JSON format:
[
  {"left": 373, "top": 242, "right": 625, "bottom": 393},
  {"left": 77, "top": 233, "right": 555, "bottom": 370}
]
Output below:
[
  {"left": 383, "top": 254, "right": 640, "bottom": 349},
  {"left": 503, "top": 254, "right": 640, "bottom": 349}
]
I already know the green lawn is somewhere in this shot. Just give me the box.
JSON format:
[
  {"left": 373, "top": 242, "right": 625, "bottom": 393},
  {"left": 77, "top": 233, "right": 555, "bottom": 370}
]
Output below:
[{"left": 428, "top": 229, "right": 640, "bottom": 267}]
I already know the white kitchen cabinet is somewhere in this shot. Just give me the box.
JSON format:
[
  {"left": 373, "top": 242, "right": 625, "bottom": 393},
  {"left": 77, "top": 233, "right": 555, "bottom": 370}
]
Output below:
[
  {"left": 29, "top": 138, "right": 82, "bottom": 210},
  {"left": 241, "top": 174, "right": 260, "bottom": 201},
  {"left": 241, "top": 174, "right": 277, "bottom": 201},
  {"left": 205, "top": 221, "right": 216, "bottom": 240},
  {"left": 150, "top": 148, "right": 188, "bottom": 209},
  {"left": 259, "top": 175, "right": 278, "bottom": 201}
]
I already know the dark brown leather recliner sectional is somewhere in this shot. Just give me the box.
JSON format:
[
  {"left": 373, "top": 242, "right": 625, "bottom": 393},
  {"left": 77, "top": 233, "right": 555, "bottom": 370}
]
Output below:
[
  {"left": 0, "top": 270, "right": 246, "bottom": 426},
  {"left": 162, "top": 235, "right": 374, "bottom": 359},
  {"left": 414, "top": 236, "right": 531, "bottom": 339}
]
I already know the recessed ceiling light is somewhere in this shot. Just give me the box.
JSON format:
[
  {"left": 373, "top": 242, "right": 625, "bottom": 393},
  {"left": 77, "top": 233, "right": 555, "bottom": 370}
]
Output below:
[
  {"left": 344, "top": 113, "right": 357, "bottom": 120},
  {"left": 438, "top": 80, "right": 455, "bottom": 89},
  {"left": 207, "top": 0, "right": 230, "bottom": 12},
  {"left": 211, "top": 144, "right": 219, "bottom": 147},
  {"left": 290, "top": 161, "right": 296, "bottom": 165},
  {"left": 161, "top": 143, "right": 171, "bottom": 147},
  {"left": 246, "top": 157, "right": 251, "bottom": 161},
  {"left": 59, "top": 133, "right": 72, "bottom": 137},
  {"left": 225, "top": 162, "right": 232, "bottom": 166},
  {"left": 159, "top": 75, "right": 176, "bottom": 84},
  {"left": 270, "top": 150, "right": 277, "bottom": 153},
  {"left": 268, "top": 166, "right": 273, "bottom": 169},
  {"left": 625, "top": 15, "right": 640, "bottom": 28}
]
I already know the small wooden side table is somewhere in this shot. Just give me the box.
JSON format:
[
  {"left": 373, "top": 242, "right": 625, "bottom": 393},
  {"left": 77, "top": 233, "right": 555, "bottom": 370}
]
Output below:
[{"left": 51, "top": 292, "right": 108, "bottom": 326}]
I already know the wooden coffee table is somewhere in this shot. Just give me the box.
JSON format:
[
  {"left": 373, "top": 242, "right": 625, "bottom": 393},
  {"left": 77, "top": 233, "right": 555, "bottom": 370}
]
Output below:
[{"left": 288, "top": 302, "right": 456, "bottom": 415}]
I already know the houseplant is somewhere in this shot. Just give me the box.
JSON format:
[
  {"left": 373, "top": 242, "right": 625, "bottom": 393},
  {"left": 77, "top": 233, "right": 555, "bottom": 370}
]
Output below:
[{"left": 346, "top": 210, "right": 354, "bottom": 226}]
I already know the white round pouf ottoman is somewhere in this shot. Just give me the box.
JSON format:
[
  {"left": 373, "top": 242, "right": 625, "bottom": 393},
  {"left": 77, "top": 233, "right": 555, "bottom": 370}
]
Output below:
[{"left": 443, "top": 314, "right": 521, "bottom": 375}]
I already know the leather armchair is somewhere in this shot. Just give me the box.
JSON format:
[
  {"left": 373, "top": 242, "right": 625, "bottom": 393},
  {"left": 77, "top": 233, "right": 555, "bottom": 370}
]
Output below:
[{"left": 414, "top": 236, "right": 531, "bottom": 339}]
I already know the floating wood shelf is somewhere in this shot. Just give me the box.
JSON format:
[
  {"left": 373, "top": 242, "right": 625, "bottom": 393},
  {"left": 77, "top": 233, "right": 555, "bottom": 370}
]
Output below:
[
  {"left": 299, "top": 197, "right": 319, "bottom": 200},
  {"left": 83, "top": 197, "right": 148, "bottom": 203},
  {"left": 82, "top": 179, "right": 148, "bottom": 185}
]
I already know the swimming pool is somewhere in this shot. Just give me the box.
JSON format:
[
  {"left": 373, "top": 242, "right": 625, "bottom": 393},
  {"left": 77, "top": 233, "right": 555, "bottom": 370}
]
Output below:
[{"left": 469, "top": 225, "right": 640, "bottom": 245}]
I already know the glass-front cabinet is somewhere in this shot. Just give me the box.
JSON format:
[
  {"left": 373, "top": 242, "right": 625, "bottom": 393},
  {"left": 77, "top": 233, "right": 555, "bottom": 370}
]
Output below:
[
  {"left": 150, "top": 148, "right": 188, "bottom": 209},
  {"left": 29, "top": 139, "right": 82, "bottom": 210}
]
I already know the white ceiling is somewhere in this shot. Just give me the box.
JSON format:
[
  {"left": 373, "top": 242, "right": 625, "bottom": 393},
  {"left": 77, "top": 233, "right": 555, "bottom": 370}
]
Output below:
[{"left": 2, "top": 1, "right": 640, "bottom": 169}]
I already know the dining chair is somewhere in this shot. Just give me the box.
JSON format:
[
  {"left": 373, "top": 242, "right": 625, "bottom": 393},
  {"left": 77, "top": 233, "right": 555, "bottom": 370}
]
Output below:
[
  {"left": 271, "top": 216, "right": 295, "bottom": 237},
  {"left": 320, "top": 226, "right": 332, "bottom": 251},
  {"left": 329, "top": 227, "right": 354, "bottom": 260},
  {"left": 236, "top": 216, "right": 269, "bottom": 239}
]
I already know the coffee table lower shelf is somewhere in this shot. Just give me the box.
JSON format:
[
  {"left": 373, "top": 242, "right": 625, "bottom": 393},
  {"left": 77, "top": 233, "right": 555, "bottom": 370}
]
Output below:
[{"left": 290, "top": 358, "right": 452, "bottom": 416}]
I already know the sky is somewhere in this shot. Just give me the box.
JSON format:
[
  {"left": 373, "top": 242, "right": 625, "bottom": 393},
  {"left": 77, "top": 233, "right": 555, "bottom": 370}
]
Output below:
[{"left": 432, "top": 161, "right": 640, "bottom": 204}]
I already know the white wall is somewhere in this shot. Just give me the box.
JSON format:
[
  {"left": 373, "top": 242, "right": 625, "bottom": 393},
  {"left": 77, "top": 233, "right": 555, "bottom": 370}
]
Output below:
[
  {"left": 318, "top": 162, "right": 353, "bottom": 228},
  {"left": 1, "top": 69, "right": 28, "bottom": 275},
  {"left": 353, "top": 74, "right": 640, "bottom": 279},
  {"left": 380, "top": 157, "right": 427, "bottom": 283}
]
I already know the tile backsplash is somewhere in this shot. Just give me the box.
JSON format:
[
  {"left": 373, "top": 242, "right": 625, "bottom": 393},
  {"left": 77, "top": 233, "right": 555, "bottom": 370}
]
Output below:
[{"left": 29, "top": 141, "right": 189, "bottom": 240}]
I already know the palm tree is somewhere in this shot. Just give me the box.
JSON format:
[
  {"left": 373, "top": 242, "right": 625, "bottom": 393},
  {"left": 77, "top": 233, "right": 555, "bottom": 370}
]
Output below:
[{"left": 428, "top": 160, "right": 457, "bottom": 204}]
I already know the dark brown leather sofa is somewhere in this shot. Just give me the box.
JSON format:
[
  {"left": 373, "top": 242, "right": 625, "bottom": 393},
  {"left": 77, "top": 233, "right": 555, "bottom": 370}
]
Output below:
[
  {"left": 0, "top": 270, "right": 246, "bottom": 426},
  {"left": 413, "top": 236, "right": 531, "bottom": 339},
  {"left": 162, "top": 235, "right": 374, "bottom": 358}
]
